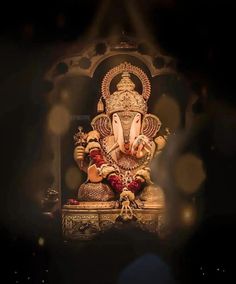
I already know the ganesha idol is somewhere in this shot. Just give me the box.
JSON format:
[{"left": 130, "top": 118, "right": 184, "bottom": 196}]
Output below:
[{"left": 63, "top": 62, "right": 168, "bottom": 238}]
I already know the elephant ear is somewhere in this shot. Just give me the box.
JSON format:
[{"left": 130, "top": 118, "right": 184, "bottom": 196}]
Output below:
[
  {"left": 141, "top": 114, "right": 161, "bottom": 138},
  {"left": 91, "top": 114, "right": 112, "bottom": 138}
]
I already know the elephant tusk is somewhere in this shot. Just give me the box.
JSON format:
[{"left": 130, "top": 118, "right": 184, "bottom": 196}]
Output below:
[
  {"left": 144, "top": 146, "right": 151, "bottom": 153},
  {"left": 107, "top": 142, "right": 119, "bottom": 154}
]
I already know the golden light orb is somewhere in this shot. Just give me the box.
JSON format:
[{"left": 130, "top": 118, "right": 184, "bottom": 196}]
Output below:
[
  {"left": 174, "top": 153, "right": 206, "bottom": 194},
  {"left": 60, "top": 89, "right": 70, "bottom": 101},
  {"left": 154, "top": 95, "right": 180, "bottom": 130},
  {"left": 48, "top": 104, "right": 70, "bottom": 135},
  {"left": 38, "top": 237, "right": 45, "bottom": 246},
  {"left": 65, "top": 166, "right": 82, "bottom": 190},
  {"left": 181, "top": 204, "right": 196, "bottom": 226}
]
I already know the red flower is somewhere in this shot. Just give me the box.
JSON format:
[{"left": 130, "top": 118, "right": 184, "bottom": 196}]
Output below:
[
  {"left": 89, "top": 149, "right": 106, "bottom": 167},
  {"left": 107, "top": 174, "right": 124, "bottom": 193},
  {"left": 128, "top": 179, "right": 142, "bottom": 193},
  {"left": 67, "top": 199, "right": 80, "bottom": 205},
  {"left": 89, "top": 148, "right": 143, "bottom": 194}
]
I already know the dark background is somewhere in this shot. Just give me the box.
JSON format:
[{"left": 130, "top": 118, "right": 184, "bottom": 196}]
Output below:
[{"left": 1, "top": 0, "right": 236, "bottom": 283}]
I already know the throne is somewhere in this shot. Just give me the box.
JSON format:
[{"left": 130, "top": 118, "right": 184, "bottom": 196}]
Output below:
[{"left": 62, "top": 62, "right": 169, "bottom": 240}]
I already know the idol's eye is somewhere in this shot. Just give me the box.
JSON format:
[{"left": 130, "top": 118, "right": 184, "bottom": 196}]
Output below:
[
  {"left": 114, "top": 120, "right": 117, "bottom": 124},
  {"left": 136, "top": 119, "right": 140, "bottom": 123}
]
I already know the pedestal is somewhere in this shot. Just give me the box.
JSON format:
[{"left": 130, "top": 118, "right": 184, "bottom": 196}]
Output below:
[{"left": 62, "top": 201, "right": 165, "bottom": 240}]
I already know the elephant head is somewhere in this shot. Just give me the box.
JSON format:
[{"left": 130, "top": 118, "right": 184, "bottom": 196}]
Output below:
[
  {"left": 91, "top": 65, "right": 161, "bottom": 155},
  {"left": 112, "top": 111, "right": 141, "bottom": 153},
  {"left": 91, "top": 112, "right": 161, "bottom": 155}
]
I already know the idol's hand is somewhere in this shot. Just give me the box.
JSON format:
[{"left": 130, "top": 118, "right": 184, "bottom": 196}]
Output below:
[
  {"left": 154, "top": 135, "right": 166, "bottom": 151},
  {"left": 131, "top": 135, "right": 152, "bottom": 158},
  {"left": 74, "top": 145, "right": 85, "bottom": 162}
]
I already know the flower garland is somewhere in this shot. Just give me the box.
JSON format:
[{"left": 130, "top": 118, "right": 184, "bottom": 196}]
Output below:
[{"left": 89, "top": 148, "right": 144, "bottom": 193}]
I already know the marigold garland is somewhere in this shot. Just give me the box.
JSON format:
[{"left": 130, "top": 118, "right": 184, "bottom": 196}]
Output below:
[{"left": 89, "top": 148, "right": 143, "bottom": 193}]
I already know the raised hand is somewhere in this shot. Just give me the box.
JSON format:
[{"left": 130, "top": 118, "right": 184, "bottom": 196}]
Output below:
[
  {"left": 74, "top": 145, "right": 85, "bottom": 162},
  {"left": 131, "top": 134, "right": 152, "bottom": 158}
]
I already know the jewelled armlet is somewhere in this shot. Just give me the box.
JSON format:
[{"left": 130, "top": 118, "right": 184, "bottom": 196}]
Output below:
[{"left": 85, "top": 141, "right": 101, "bottom": 153}]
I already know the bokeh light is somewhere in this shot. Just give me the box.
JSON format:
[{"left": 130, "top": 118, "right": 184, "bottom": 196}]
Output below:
[
  {"left": 60, "top": 89, "right": 70, "bottom": 102},
  {"left": 154, "top": 95, "right": 181, "bottom": 130},
  {"left": 174, "top": 153, "right": 206, "bottom": 194},
  {"left": 38, "top": 237, "right": 45, "bottom": 246},
  {"left": 48, "top": 104, "right": 70, "bottom": 135},
  {"left": 65, "top": 166, "right": 82, "bottom": 190},
  {"left": 181, "top": 204, "right": 196, "bottom": 226}
]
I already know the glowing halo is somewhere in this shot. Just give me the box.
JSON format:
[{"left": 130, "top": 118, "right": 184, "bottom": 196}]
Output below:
[{"left": 101, "top": 62, "right": 151, "bottom": 100}]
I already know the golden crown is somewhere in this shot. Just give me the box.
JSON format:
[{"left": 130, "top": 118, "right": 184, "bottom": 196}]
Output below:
[
  {"left": 106, "top": 72, "right": 147, "bottom": 115},
  {"left": 100, "top": 62, "right": 151, "bottom": 116}
]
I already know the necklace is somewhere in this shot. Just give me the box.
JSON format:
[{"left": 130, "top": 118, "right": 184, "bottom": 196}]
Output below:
[{"left": 100, "top": 137, "right": 151, "bottom": 175}]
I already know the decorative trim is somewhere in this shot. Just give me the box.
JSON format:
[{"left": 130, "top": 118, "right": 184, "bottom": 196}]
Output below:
[{"left": 101, "top": 62, "right": 151, "bottom": 100}]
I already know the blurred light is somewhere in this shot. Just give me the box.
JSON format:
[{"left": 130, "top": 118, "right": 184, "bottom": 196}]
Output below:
[
  {"left": 154, "top": 95, "right": 180, "bottom": 130},
  {"left": 65, "top": 166, "right": 82, "bottom": 190},
  {"left": 174, "top": 153, "right": 206, "bottom": 194},
  {"left": 38, "top": 237, "right": 45, "bottom": 246},
  {"left": 181, "top": 204, "right": 196, "bottom": 225},
  {"left": 48, "top": 104, "right": 70, "bottom": 135},
  {"left": 60, "top": 89, "right": 69, "bottom": 101}
]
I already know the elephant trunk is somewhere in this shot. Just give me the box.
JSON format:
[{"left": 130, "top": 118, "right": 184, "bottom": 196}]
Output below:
[
  {"left": 112, "top": 112, "right": 142, "bottom": 155},
  {"left": 123, "top": 128, "right": 131, "bottom": 153}
]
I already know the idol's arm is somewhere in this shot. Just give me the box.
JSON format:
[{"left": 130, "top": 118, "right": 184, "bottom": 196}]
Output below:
[
  {"left": 74, "top": 145, "right": 89, "bottom": 172},
  {"left": 154, "top": 135, "right": 167, "bottom": 153}
]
